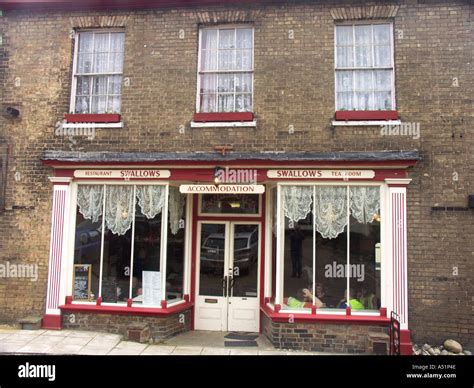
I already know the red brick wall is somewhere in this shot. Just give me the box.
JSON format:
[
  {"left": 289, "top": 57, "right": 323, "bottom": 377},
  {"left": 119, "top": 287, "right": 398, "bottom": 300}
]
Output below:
[
  {"left": 61, "top": 309, "right": 192, "bottom": 341},
  {"left": 262, "top": 314, "right": 389, "bottom": 354}
]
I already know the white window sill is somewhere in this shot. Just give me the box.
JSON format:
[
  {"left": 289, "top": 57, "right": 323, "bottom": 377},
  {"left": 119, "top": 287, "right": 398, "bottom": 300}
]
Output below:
[
  {"left": 62, "top": 122, "right": 124, "bottom": 129},
  {"left": 351, "top": 310, "right": 381, "bottom": 316},
  {"left": 279, "top": 308, "right": 312, "bottom": 314},
  {"left": 190, "top": 121, "right": 257, "bottom": 128},
  {"left": 331, "top": 120, "right": 401, "bottom": 127},
  {"left": 315, "top": 309, "right": 346, "bottom": 315}
]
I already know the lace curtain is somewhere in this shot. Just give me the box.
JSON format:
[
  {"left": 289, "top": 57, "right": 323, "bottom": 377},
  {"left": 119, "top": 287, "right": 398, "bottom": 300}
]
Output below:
[
  {"left": 282, "top": 185, "right": 381, "bottom": 239},
  {"left": 314, "top": 186, "right": 348, "bottom": 239},
  {"left": 336, "top": 24, "right": 392, "bottom": 110},
  {"left": 76, "top": 32, "right": 125, "bottom": 114},
  {"left": 136, "top": 185, "right": 166, "bottom": 220},
  {"left": 169, "top": 186, "right": 185, "bottom": 235},
  {"left": 78, "top": 184, "right": 172, "bottom": 236},
  {"left": 350, "top": 186, "right": 380, "bottom": 224},
  {"left": 105, "top": 186, "right": 135, "bottom": 236},
  {"left": 199, "top": 28, "right": 253, "bottom": 113},
  {"left": 77, "top": 185, "right": 104, "bottom": 223},
  {"left": 282, "top": 186, "right": 313, "bottom": 224}
]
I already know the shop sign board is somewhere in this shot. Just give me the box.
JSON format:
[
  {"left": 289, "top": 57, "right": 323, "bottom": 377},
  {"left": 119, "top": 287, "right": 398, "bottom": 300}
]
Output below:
[
  {"left": 74, "top": 170, "right": 171, "bottom": 179},
  {"left": 267, "top": 169, "right": 375, "bottom": 179}
]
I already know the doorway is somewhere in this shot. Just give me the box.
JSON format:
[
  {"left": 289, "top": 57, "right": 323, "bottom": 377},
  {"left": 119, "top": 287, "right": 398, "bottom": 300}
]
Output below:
[{"left": 194, "top": 221, "right": 260, "bottom": 332}]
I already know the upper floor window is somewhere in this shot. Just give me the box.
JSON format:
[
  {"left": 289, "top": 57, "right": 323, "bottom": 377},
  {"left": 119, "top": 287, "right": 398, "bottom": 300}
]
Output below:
[
  {"left": 71, "top": 30, "right": 125, "bottom": 114},
  {"left": 197, "top": 26, "right": 254, "bottom": 113},
  {"left": 335, "top": 23, "right": 394, "bottom": 111}
]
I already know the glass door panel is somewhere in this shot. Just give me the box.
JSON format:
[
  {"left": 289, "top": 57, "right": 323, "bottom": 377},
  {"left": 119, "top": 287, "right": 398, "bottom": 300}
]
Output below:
[
  {"left": 231, "top": 224, "right": 259, "bottom": 298},
  {"left": 199, "top": 223, "right": 227, "bottom": 296}
]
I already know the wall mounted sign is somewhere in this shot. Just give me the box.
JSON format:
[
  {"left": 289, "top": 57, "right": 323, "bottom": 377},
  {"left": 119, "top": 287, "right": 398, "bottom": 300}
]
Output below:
[
  {"left": 74, "top": 169, "right": 171, "bottom": 179},
  {"left": 180, "top": 184, "right": 265, "bottom": 194},
  {"left": 267, "top": 169, "right": 375, "bottom": 179}
]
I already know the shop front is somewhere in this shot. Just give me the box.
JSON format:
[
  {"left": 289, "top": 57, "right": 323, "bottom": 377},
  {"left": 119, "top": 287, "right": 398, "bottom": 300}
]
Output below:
[{"left": 41, "top": 150, "right": 420, "bottom": 354}]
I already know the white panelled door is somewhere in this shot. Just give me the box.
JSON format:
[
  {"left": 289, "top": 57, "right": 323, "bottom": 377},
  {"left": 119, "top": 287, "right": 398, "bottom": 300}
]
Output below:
[{"left": 195, "top": 221, "right": 260, "bottom": 332}]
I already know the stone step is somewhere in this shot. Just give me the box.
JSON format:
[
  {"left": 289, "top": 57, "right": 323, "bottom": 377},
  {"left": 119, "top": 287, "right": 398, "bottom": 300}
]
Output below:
[{"left": 18, "top": 316, "right": 43, "bottom": 330}]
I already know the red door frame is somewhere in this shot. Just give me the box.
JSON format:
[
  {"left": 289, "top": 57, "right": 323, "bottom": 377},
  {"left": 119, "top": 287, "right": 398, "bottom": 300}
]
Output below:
[{"left": 189, "top": 192, "right": 266, "bottom": 332}]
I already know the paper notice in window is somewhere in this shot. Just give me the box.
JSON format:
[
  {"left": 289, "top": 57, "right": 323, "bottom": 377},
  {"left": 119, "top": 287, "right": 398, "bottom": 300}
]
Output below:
[{"left": 142, "top": 271, "right": 162, "bottom": 306}]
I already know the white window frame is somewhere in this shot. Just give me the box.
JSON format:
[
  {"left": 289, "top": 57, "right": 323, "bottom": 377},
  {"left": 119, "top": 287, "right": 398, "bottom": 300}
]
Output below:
[
  {"left": 65, "top": 181, "right": 189, "bottom": 309},
  {"left": 196, "top": 25, "right": 255, "bottom": 114},
  {"left": 69, "top": 29, "right": 125, "bottom": 115},
  {"left": 334, "top": 21, "right": 396, "bottom": 111},
  {"left": 274, "top": 181, "right": 387, "bottom": 316}
]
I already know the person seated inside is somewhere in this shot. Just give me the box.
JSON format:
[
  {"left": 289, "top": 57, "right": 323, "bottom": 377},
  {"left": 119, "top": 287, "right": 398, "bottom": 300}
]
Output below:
[
  {"left": 131, "top": 276, "right": 143, "bottom": 302},
  {"left": 358, "top": 287, "right": 379, "bottom": 310},
  {"left": 286, "top": 288, "right": 325, "bottom": 309},
  {"left": 337, "top": 288, "right": 364, "bottom": 310},
  {"left": 315, "top": 283, "right": 326, "bottom": 303}
]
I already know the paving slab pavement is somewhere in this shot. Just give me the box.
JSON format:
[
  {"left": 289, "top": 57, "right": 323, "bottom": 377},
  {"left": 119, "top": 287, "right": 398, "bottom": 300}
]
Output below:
[{"left": 0, "top": 328, "right": 327, "bottom": 356}]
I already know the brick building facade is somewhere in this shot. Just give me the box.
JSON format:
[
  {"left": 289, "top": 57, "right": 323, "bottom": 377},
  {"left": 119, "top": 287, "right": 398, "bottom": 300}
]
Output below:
[{"left": 0, "top": 0, "right": 472, "bottom": 353}]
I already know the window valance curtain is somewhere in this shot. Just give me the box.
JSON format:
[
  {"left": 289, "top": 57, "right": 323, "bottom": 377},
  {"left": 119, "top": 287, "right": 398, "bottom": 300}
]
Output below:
[
  {"left": 283, "top": 185, "right": 380, "bottom": 239},
  {"left": 136, "top": 185, "right": 166, "bottom": 220},
  {"left": 77, "top": 184, "right": 104, "bottom": 223},
  {"left": 282, "top": 186, "right": 313, "bottom": 224},
  {"left": 168, "top": 186, "right": 185, "bottom": 235},
  {"left": 105, "top": 185, "right": 135, "bottom": 236},
  {"left": 314, "top": 186, "right": 348, "bottom": 239},
  {"left": 350, "top": 186, "right": 380, "bottom": 224},
  {"left": 77, "top": 185, "right": 185, "bottom": 236}
]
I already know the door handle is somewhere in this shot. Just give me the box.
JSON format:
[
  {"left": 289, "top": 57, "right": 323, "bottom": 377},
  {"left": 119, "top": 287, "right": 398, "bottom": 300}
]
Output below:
[
  {"left": 222, "top": 276, "right": 228, "bottom": 297},
  {"left": 229, "top": 276, "right": 235, "bottom": 291}
]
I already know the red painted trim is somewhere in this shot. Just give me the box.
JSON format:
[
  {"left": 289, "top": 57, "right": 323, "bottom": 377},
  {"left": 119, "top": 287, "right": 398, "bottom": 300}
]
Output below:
[
  {"left": 346, "top": 307, "right": 351, "bottom": 316},
  {"left": 127, "top": 298, "right": 133, "bottom": 307},
  {"left": 65, "top": 296, "right": 73, "bottom": 304},
  {"left": 184, "top": 294, "right": 190, "bottom": 302},
  {"left": 393, "top": 192, "right": 399, "bottom": 324},
  {"left": 380, "top": 307, "right": 387, "bottom": 318},
  {"left": 50, "top": 181, "right": 72, "bottom": 186},
  {"left": 59, "top": 167, "right": 408, "bottom": 183},
  {"left": 196, "top": 215, "right": 262, "bottom": 222},
  {"left": 261, "top": 305, "right": 390, "bottom": 326},
  {"left": 60, "top": 301, "right": 194, "bottom": 317},
  {"left": 400, "top": 329, "right": 412, "bottom": 355},
  {"left": 190, "top": 195, "right": 199, "bottom": 308},
  {"left": 190, "top": 192, "right": 266, "bottom": 330},
  {"left": 42, "top": 314, "right": 62, "bottom": 330},
  {"left": 391, "top": 190, "right": 408, "bottom": 327},
  {"left": 46, "top": 188, "right": 66, "bottom": 312},
  {"left": 161, "top": 300, "right": 167, "bottom": 309},
  {"left": 64, "top": 114, "right": 121, "bottom": 123},
  {"left": 335, "top": 110, "right": 399, "bottom": 121},
  {"left": 193, "top": 112, "right": 254, "bottom": 122},
  {"left": 401, "top": 194, "right": 406, "bottom": 326},
  {"left": 96, "top": 297, "right": 102, "bottom": 306},
  {"left": 258, "top": 191, "right": 266, "bottom": 333},
  {"left": 271, "top": 232, "right": 276, "bottom": 300}
]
